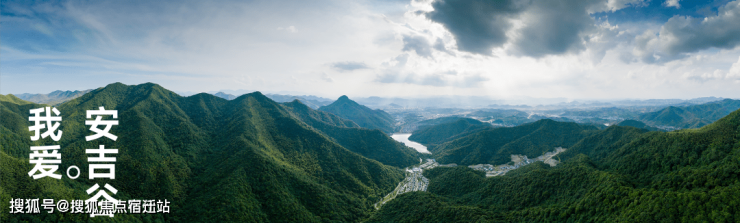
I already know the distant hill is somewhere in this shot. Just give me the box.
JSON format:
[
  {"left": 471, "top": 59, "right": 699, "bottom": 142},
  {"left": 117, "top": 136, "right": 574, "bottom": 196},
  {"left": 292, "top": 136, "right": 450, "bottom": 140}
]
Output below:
[
  {"left": 409, "top": 117, "right": 492, "bottom": 149},
  {"left": 319, "top": 95, "right": 396, "bottom": 134},
  {"left": 14, "top": 89, "right": 93, "bottom": 105},
  {"left": 1, "top": 83, "right": 404, "bottom": 222},
  {"left": 431, "top": 119, "right": 597, "bottom": 165},
  {"left": 616, "top": 120, "right": 661, "bottom": 131},
  {"left": 210, "top": 92, "right": 331, "bottom": 109},
  {"left": 283, "top": 100, "right": 420, "bottom": 168},
  {"left": 560, "top": 107, "right": 639, "bottom": 120},
  {"left": 414, "top": 116, "right": 466, "bottom": 127},
  {"left": 212, "top": 91, "right": 237, "bottom": 100},
  {"left": 639, "top": 99, "right": 740, "bottom": 129},
  {"left": 267, "top": 94, "right": 333, "bottom": 109}
]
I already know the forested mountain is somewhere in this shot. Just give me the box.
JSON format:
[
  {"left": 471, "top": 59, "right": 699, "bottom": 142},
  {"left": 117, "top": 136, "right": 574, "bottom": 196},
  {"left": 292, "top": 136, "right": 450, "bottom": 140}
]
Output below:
[
  {"left": 319, "top": 96, "right": 396, "bottom": 134},
  {"left": 14, "top": 89, "right": 93, "bottom": 105},
  {"left": 282, "top": 100, "right": 420, "bottom": 168},
  {"left": 409, "top": 117, "right": 492, "bottom": 149},
  {"left": 639, "top": 99, "right": 740, "bottom": 129},
  {"left": 1, "top": 83, "right": 404, "bottom": 222},
  {"left": 616, "top": 119, "right": 661, "bottom": 131},
  {"left": 430, "top": 119, "right": 597, "bottom": 165},
  {"left": 370, "top": 108, "right": 740, "bottom": 222}
]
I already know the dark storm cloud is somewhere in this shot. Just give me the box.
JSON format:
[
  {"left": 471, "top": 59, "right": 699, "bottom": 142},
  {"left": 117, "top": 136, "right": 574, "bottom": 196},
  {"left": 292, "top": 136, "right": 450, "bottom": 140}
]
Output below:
[
  {"left": 424, "top": 0, "right": 620, "bottom": 57},
  {"left": 402, "top": 35, "right": 434, "bottom": 58},
  {"left": 508, "top": 1, "right": 599, "bottom": 57},
  {"left": 424, "top": 0, "right": 525, "bottom": 55},
  {"left": 331, "top": 61, "right": 369, "bottom": 71}
]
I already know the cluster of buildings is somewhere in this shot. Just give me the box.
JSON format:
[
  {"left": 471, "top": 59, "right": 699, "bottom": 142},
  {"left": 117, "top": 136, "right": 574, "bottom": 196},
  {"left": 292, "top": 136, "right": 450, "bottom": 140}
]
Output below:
[{"left": 469, "top": 148, "right": 566, "bottom": 177}]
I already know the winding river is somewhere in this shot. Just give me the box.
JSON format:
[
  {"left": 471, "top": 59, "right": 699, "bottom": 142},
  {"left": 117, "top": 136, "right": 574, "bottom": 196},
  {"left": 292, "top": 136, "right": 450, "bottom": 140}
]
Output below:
[{"left": 391, "top": 133, "right": 431, "bottom": 154}]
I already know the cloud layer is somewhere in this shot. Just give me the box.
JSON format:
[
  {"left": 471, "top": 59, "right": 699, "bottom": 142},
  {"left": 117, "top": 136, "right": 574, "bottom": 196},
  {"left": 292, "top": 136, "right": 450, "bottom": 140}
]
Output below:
[
  {"left": 423, "top": 0, "right": 642, "bottom": 57},
  {"left": 2, "top": 0, "right": 740, "bottom": 99},
  {"left": 634, "top": 1, "right": 740, "bottom": 63}
]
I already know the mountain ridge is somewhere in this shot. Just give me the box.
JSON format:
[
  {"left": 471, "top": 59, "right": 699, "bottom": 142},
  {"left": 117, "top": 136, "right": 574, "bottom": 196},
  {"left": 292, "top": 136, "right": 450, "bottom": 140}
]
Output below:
[{"left": 1, "top": 82, "right": 404, "bottom": 222}]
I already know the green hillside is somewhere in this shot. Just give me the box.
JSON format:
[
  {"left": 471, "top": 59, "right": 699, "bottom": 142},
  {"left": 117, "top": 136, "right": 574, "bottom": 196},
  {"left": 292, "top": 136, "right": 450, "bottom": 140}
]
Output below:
[
  {"left": 616, "top": 119, "right": 661, "bottom": 131},
  {"left": 0, "top": 94, "right": 34, "bottom": 105},
  {"left": 639, "top": 99, "right": 740, "bottom": 129},
  {"left": 318, "top": 96, "right": 396, "bottom": 134},
  {"left": 1, "top": 83, "right": 403, "bottom": 222},
  {"left": 430, "top": 119, "right": 597, "bottom": 165},
  {"left": 369, "top": 108, "right": 740, "bottom": 222},
  {"left": 283, "top": 100, "right": 420, "bottom": 168},
  {"left": 409, "top": 117, "right": 492, "bottom": 149}
]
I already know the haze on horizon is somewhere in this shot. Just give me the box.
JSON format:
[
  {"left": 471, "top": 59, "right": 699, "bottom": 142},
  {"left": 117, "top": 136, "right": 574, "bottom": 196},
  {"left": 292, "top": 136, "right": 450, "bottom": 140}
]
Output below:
[{"left": 2, "top": 0, "right": 740, "bottom": 100}]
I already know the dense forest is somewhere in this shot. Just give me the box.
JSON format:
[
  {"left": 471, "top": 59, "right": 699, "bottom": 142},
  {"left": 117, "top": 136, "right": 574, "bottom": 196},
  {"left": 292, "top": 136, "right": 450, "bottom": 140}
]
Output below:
[
  {"left": 409, "top": 117, "right": 492, "bottom": 150},
  {"left": 428, "top": 119, "right": 597, "bottom": 165},
  {"left": 1, "top": 83, "right": 409, "bottom": 222},
  {"left": 369, "top": 108, "right": 740, "bottom": 222}
]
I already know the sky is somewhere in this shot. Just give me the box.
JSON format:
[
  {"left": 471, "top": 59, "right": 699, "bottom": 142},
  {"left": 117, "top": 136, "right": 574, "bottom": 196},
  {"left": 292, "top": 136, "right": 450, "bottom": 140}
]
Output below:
[{"left": 2, "top": 0, "right": 740, "bottom": 100}]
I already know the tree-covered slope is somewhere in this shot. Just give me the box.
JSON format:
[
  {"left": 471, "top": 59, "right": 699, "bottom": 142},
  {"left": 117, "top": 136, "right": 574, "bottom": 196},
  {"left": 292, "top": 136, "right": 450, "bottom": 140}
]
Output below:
[
  {"left": 318, "top": 96, "right": 396, "bottom": 134},
  {"left": 409, "top": 117, "right": 492, "bottom": 148},
  {"left": 1, "top": 83, "right": 404, "bottom": 222},
  {"left": 431, "top": 119, "right": 597, "bottom": 165},
  {"left": 639, "top": 99, "right": 740, "bottom": 129},
  {"left": 616, "top": 119, "right": 661, "bottom": 131},
  {"left": 0, "top": 94, "right": 34, "bottom": 105},
  {"left": 369, "top": 108, "right": 740, "bottom": 222},
  {"left": 283, "top": 100, "right": 420, "bottom": 168}
]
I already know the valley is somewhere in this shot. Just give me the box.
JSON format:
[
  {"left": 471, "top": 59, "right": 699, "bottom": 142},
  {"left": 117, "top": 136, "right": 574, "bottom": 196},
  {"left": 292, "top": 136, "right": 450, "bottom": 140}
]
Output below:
[{"left": 382, "top": 133, "right": 569, "bottom": 209}]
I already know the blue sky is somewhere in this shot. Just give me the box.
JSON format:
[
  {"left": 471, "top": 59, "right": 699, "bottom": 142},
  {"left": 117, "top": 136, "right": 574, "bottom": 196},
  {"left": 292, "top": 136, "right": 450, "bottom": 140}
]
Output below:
[{"left": 2, "top": 0, "right": 740, "bottom": 100}]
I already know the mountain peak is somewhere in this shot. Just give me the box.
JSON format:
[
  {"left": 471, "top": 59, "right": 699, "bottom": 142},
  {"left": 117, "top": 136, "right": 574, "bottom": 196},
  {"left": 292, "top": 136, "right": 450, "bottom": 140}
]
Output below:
[
  {"left": 319, "top": 95, "right": 395, "bottom": 133},
  {"left": 214, "top": 92, "right": 237, "bottom": 100}
]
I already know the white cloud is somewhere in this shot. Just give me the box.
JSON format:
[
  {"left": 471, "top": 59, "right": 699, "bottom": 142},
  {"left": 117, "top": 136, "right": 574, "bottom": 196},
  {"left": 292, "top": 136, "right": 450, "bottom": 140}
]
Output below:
[
  {"left": 320, "top": 73, "right": 334, "bottom": 82},
  {"left": 277, "top": 26, "right": 298, "bottom": 33},
  {"left": 725, "top": 56, "right": 740, "bottom": 79},
  {"left": 665, "top": 0, "right": 680, "bottom": 8},
  {"left": 632, "top": 1, "right": 740, "bottom": 63}
]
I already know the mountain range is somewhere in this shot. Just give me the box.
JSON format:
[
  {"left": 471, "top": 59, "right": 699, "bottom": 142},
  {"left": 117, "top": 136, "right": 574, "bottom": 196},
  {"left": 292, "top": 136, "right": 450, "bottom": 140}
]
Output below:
[
  {"left": 1, "top": 83, "right": 416, "bottom": 222},
  {"left": 211, "top": 92, "right": 333, "bottom": 109},
  {"left": 638, "top": 99, "right": 740, "bottom": 129},
  {"left": 13, "top": 89, "right": 93, "bottom": 105}
]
